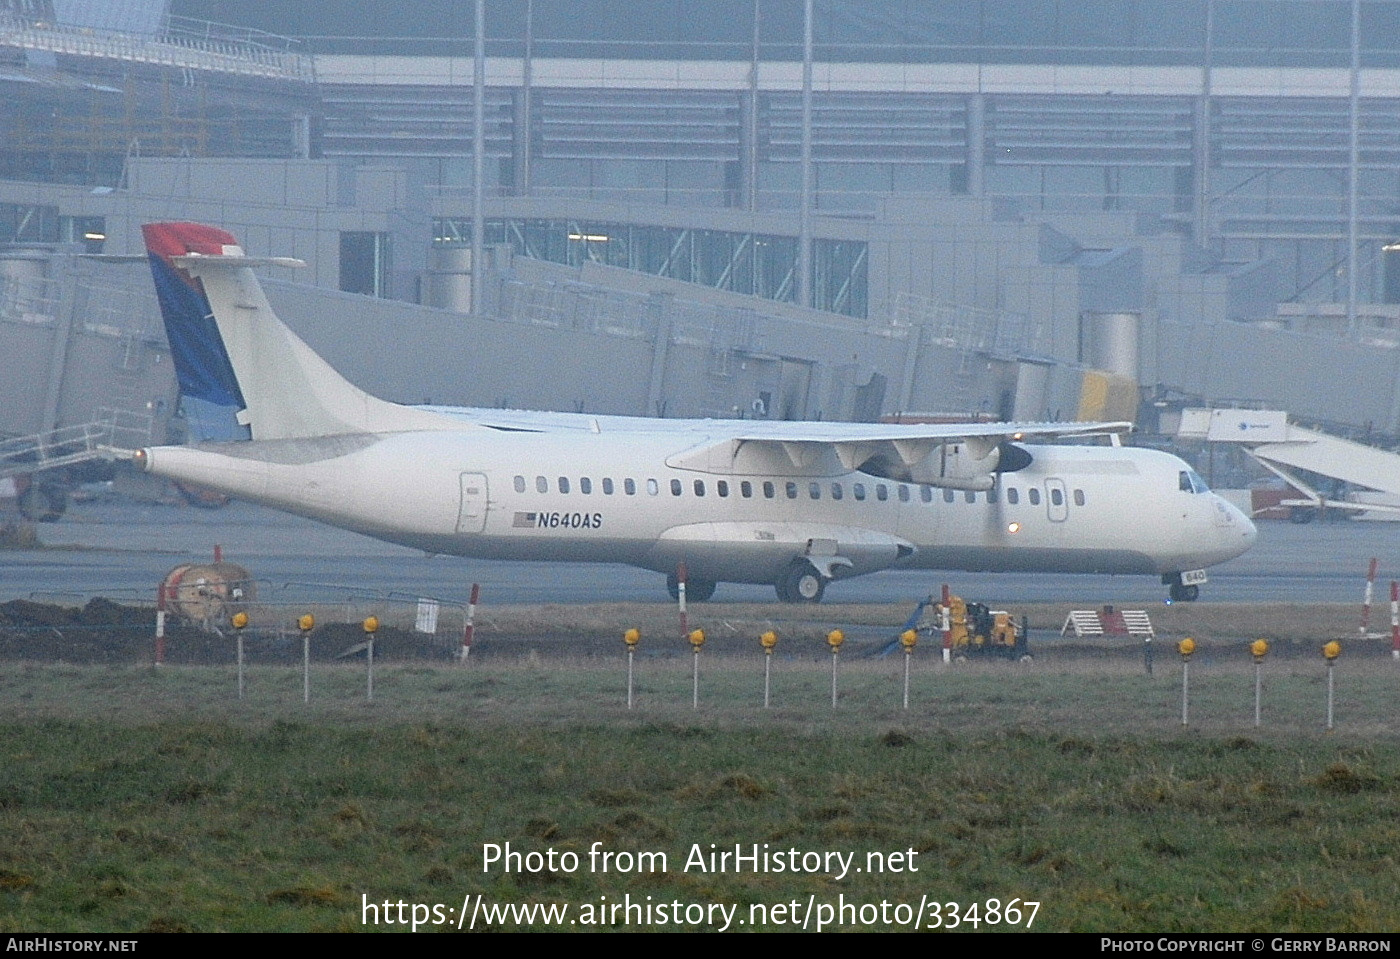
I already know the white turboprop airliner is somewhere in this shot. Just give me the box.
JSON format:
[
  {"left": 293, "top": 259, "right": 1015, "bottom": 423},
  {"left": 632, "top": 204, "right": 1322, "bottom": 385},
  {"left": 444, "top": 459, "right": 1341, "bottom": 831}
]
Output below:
[{"left": 132, "top": 222, "right": 1256, "bottom": 603}]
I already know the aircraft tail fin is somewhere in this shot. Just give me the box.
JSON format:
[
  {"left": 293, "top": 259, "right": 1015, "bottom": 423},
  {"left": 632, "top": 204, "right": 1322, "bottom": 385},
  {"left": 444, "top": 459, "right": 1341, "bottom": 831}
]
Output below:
[{"left": 143, "top": 222, "right": 464, "bottom": 441}]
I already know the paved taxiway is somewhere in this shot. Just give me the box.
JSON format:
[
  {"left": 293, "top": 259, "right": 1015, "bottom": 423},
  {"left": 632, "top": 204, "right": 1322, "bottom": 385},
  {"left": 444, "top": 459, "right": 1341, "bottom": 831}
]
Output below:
[{"left": 1, "top": 498, "right": 1394, "bottom": 606}]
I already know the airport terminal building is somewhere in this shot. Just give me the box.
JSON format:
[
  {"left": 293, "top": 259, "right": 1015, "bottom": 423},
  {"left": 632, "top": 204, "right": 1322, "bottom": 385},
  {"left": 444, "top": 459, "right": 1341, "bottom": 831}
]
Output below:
[{"left": 5, "top": 0, "right": 1400, "bottom": 452}]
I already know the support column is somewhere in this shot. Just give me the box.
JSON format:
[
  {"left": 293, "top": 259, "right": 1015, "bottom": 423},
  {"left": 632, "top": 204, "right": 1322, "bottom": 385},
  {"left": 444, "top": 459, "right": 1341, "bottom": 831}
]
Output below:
[
  {"left": 646, "top": 292, "right": 674, "bottom": 417},
  {"left": 797, "top": 0, "right": 813, "bottom": 309},
  {"left": 519, "top": 0, "right": 534, "bottom": 197},
  {"left": 471, "top": 0, "right": 486, "bottom": 317},
  {"left": 965, "top": 94, "right": 985, "bottom": 197},
  {"left": 746, "top": 0, "right": 760, "bottom": 212}
]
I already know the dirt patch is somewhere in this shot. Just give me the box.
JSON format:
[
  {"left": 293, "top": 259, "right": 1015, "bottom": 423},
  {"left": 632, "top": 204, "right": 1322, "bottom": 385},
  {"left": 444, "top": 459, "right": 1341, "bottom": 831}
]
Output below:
[
  {"left": 0, "top": 599, "right": 455, "bottom": 665},
  {"left": 0, "top": 598, "right": 1385, "bottom": 665}
]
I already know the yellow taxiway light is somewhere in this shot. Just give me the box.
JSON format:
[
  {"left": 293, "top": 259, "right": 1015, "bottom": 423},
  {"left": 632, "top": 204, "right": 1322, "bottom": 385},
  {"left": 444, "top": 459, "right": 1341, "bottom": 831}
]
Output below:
[
  {"left": 688, "top": 628, "right": 706, "bottom": 649},
  {"left": 623, "top": 627, "right": 640, "bottom": 649},
  {"left": 298, "top": 614, "right": 314, "bottom": 632},
  {"left": 231, "top": 611, "right": 248, "bottom": 630},
  {"left": 363, "top": 615, "right": 379, "bottom": 635},
  {"left": 826, "top": 629, "right": 845, "bottom": 651},
  {"left": 1178, "top": 637, "right": 1196, "bottom": 658},
  {"left": 1323, "top": 640, "right": 1341, "bottom": 660},
  {"left": 1251, "top": 638, "right": 1269, "bottom": 660},
  {"left": 760, "top": 630, "right": 778, "bottom": 653}
]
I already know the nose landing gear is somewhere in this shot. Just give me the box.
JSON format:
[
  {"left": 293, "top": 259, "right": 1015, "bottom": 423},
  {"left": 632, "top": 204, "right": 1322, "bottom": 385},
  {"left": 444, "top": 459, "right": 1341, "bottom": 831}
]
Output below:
[
  {"left": 1169, "top": 582, "right": 1199, "bottom": 602},
  {"left": 1164, "top": 571, "right": 1204, "bottom": 602}
]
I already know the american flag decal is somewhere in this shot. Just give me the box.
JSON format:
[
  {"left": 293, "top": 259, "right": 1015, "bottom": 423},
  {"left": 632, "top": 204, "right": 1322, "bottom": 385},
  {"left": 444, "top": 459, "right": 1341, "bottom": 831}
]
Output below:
[{"left": 513, "top": 511, "right": 537, "bottom": 528}]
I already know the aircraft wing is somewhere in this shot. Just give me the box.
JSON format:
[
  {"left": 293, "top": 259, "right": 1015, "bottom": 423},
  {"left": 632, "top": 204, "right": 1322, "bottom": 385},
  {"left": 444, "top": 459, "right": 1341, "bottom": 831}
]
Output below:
[
  {"left": 660, "top": 420, "right": 1129, "bottom": 489},
  {"left": 420, "top": 404, "right": 1128, "bottom": 444},
  {"left": 716, "top": 420, "right": 1130, "bottom": 445},
  {"left": 423, "top": 405, "right": 1130, "bottom": 489}
]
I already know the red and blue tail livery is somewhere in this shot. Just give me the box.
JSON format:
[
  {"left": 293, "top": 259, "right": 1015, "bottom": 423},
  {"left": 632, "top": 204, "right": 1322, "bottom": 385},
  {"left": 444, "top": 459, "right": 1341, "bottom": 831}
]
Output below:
[{"left": 142, "top": 222, "right": 247, "bottom": 415}]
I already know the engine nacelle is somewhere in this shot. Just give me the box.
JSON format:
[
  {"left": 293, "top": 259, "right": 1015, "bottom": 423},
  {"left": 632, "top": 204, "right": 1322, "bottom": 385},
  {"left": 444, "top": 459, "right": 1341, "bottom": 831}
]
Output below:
[{"left": 908, "top": 440, "right": 1000, "bottom": 491}]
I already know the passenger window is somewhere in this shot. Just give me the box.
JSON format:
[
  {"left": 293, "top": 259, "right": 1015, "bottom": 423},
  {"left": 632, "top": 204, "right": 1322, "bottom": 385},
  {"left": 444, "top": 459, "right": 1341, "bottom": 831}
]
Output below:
[
  {"left": 647, "top": 478, "right": 658, "bottom": 496},
  {"left": 717, "top": 480, "right": 729, "bottom": 497},
  {"left": 1029, "top": 488, "right": 1041, "bottom": 505},
  {"left": 694, "top": 480, "right": 705, "bottom": 497},
  {"left": 898, "top": 485, "right": 910, "bottom": 502},
  {"left": 764, "top": 481, "right": 776, "bottom": 499},
  {"left": 602, "top": 478, "right": 614, "bottom": 495},
  {"left": 786, "top": 482, "right": 798, "bottom": 499},
  {"left": 1074, "top": 489, "right": 1085, "bottom": 506},
  {"left": 625, "top": 478, "right": 636, "bottom": 495},
  {"left": 964, "top": 491, "right": 975, "bottom": 504},
  {"left": 920, "top": 486, "right": 932, "bottom": 503},
  {"left": 987, "top": 487, "right": 998, "bottom": 504},
  {"left": 809, "top": 482, "right": 821, "bottom": 500},
  {"left": 558, "top": 477, "right": 570, "bottom": 494},
  {"left": 831, "top": 483, "right": 843, "bottom": 500},
  {"left": 671, "top": 479, "right": 683, "bottom": 496},
  {"left": 741, "top": 481, "right": 753, "bottom": 498},
  {"left": 580, "top": 477, "right": 592, "bottom": 494},
  {"left": 536, "top": 476, "right": 548, "bottom": 494},
  {"left": 943, "top": 489, "right": 954, "bottom": 503},
  {"left": 854, "top": 483, "right": 866, "bottom": 501},
  {"left": 1007, "top": 487, "right": 1019, "bottom": 505},
  {"left": 514, "top": 475, "right": 526, "bottom": 493},
  {"left": 877, "top": 485, "right": 888, "bottom": 502},
  {"left": 1050, "top": 488, "right": 1063, "bottom": 506}
]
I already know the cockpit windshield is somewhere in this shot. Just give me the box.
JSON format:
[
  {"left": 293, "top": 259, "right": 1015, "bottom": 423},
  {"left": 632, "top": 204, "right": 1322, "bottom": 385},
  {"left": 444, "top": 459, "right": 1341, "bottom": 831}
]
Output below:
[{"left": 1178, "top": 469, "right": 1210, "bottom": 494}]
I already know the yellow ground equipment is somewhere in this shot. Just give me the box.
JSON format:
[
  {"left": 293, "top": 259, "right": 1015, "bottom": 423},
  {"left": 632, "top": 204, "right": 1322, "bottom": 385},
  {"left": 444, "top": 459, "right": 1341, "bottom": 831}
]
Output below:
[{"left": 925, "top": 594, "right": 1031, "bottom": 661}]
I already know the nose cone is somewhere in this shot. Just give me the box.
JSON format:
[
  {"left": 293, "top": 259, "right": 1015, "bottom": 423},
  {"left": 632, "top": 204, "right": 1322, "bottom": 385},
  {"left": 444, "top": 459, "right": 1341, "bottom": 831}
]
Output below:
[
  {"left": 1241, "top": 510, "right": 1259, "bottom": 548},
  {"left": 1218, "top": 495, "right": 1257, "bottom": 560}
]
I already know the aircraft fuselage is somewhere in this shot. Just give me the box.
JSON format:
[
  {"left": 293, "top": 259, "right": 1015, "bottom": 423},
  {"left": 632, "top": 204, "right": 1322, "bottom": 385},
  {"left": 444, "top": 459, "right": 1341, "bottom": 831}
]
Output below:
[{"left": 140, "top": 427, "right": 1255, "bottom": 591}]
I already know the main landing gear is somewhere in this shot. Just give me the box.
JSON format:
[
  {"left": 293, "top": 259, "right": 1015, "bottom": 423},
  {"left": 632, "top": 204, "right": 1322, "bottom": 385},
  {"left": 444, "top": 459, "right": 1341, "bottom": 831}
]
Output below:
[
  {"left": 666, "top": 572, "right": 716, "bottom": 602},
  {"left": 775, "top": 561, "right": 826, "bottom": 604}
]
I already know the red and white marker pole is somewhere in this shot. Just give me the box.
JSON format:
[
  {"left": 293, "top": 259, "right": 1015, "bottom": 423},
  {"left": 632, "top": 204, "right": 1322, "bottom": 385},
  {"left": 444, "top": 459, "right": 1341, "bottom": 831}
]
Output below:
[
  {"left": 154, "top": 582, "right": 167, "bottom": 667},
  {"left": 1361, "top": 557, "right": 1378, "bottom": 637},
  {"left": 940, "top": 582, "right": 952, "bottom": 663},
  {"left": 1391, "top": 580, "right": 1399, "bottom": 661},
  {"left": 460, "top": 582, "right": 479, "bottom": 663},
  {"left": 677, "top": 561, "right": 688, "bottom": 643}
]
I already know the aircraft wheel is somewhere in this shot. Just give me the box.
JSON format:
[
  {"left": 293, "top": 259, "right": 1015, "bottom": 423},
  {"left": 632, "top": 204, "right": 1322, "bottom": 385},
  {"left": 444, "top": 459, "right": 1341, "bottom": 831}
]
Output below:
[
  {"left": 666, "top": 573, "right": 716, "bottom": 602},
  {"left": 688, "top": 578, "right": 716, "bottom": 602},
  {"left": 1169, "top": 583, "right": 1200, "bottom": 602},
  {"left": 777, "top": 563, "right": 825, "bottom": 604}
]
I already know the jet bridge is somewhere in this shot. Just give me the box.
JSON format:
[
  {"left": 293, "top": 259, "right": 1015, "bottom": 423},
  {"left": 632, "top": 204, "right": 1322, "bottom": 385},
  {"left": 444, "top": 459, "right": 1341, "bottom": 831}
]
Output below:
[{"left": 1177, "top": 408, "right": 1400, "bottom": 519}]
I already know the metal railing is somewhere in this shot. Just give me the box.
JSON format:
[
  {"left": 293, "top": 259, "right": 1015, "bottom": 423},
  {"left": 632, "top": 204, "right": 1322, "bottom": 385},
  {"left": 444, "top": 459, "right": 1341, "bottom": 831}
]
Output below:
[
  {"left": 0, "top": 14, "right": 314, "bottom": 82},
  {"left": 0, "top": 271, "right": 58, "bottom": 325},
  {"left": 0, "top": 408, "right": 153, "bottom": 479},
  {"left": 888, "top": 292, "right": 1041, "bottom": 358}
]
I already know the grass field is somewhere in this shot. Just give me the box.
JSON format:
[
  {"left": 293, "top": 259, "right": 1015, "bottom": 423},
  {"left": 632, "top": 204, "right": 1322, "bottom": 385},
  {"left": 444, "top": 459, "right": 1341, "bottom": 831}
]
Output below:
[{"left": 1, "top": 650, "right": 1398, "bottom": 933}]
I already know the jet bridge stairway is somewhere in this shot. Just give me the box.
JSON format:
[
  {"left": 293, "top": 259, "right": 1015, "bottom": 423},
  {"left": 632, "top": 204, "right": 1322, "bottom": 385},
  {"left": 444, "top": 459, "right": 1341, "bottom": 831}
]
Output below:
[
  {"left": 1177, "top": 408, "right": 1400, "bottom": 519},
  {"left": 0, "top": 409, "right": 152, "bottom": 520}
]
